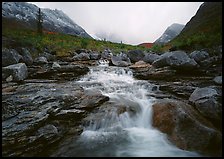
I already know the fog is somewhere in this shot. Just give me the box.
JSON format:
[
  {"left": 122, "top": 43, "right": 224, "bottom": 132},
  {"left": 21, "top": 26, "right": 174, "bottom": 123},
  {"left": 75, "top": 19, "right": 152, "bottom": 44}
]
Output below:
[{"left": 29, "top": 2, "right": 203, "bottom": 45}]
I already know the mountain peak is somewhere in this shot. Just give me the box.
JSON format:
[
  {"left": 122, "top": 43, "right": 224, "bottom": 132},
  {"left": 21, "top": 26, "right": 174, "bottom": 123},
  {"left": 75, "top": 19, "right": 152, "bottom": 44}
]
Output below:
[
  {"left": 154, "top": 23, "right": 185, "bottom": 44},
  {"left": 2, "top": 2, "right": 92, "bottom": 38}
]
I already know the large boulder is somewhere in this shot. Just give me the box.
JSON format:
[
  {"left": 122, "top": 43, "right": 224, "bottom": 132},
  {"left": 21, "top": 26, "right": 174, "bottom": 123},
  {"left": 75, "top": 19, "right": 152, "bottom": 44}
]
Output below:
[
  {"left": 189, "top": 87, "right": 222, "bottom": 127},
  {"left": 152, "top": 99, "right": 222, "bottom": 156},
  {"left": 143, "top": 53, "right": 160, "bottom": 64},
  {"left": 2, "top": 48, "right": 22, "bottom": 67},
  {"left": 189, "top": 50, "right": 209, "bottom": 64},
  {"left": 2, "top": 63, "right": 28, "bottom": 81},
  {"left": 127, "top": 50, "right": 145, "bottom": 63},
  {"left": 152, "top": 51, "right": 198, "bottom": 70},
  {"left": 111, "top": 53, "right": 131, "bottom": 67},
  {"left": 18, "top": 48, "right": 33, "bottom": 66}
]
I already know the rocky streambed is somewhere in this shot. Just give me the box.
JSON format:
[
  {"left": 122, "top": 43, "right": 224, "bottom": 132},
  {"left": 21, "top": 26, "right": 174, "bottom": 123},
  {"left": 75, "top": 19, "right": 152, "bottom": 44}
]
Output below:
[{"left": 2, "top": 46, "right": 222, "bottom": 157}]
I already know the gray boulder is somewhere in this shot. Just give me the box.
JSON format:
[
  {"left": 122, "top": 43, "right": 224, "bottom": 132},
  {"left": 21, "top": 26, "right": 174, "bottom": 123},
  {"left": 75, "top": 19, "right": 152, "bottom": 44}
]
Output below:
[
  {"left": 213, "top": 76, "right": 222, "bottom": 85},
  {"left": 73, "top": 52, "right": 90, "bottom": 61},
  {"left": 111, "top": 53, "right": 131, "bottom": 67},
  {"left": 143, "top": 53, "right": 160, "bottom": 64},
  {"left": 101, "top": 49, "right": 113, "bottom": 60},
  {"left": 34, "top": 56, "right": 48, "bottom": 65},
  {"left": 189, "top": 87, "right": 221, "bottom": 122},
  {"left": 189, "top": 50, "right": 209, "bottom": 63},
  {"left": 2, "top": 63, "right": 28, "bottom": 81},
  {"left": 127, "top": 50, "right": 145, "bottom": 63},
  {"left": 19, "top": 48, "right": 33, "bottom": 66},
  {"left": 2, "top": 48, "right": 22, "bottom": 67},
  {"left": 41, "top": 52, "right": 55, "bottom": 61},
  {"left": 152, "top": 51, "right": 198, "bottom": 70},
  {"left": 89, "top": 52, "right": 101, "bottom": 60}
]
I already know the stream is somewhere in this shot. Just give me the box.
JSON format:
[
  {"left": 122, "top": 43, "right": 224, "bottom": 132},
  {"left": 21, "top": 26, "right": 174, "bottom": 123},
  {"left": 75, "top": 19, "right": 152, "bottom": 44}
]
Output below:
[{"left": 52, "top": 62, "right": 201, "bottom": 157}]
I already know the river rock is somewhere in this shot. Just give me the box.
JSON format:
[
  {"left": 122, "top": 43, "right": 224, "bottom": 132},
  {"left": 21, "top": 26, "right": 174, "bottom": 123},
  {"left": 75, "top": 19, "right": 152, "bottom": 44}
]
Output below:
[
  {"left": 2, "top": 48, "right": 23, "bottom": 67},
  {"left": 213, "top": 76, "right": 222, "bottom": 85},
  {"left": 111, "top": 53, "right": 131, "bottom": 67},
  {"left": 127, "top": 50, "right": 145, "bottom": 63},
  {"left": 6, "top": 75, "right": 13, "bottom": 82},
  {"left": 41, "top": 52, "right": 55, "bottom": 61},
  {"left": 89, "top": 52, "right": 101, "bottom": 60},
  {"left": 101, "top": 49, "right": 113, "bottom": 60},
  {"left": 2, "top": 63, "right": 28, "bottom": 81},
  {"left": 34, "top": 56, "right": 48, "bottom": 65},
  {"left": 77, "top": 89, "right": 109, "bottom": 111},
  {"left": 152, "top": 51, "right": 198, "bottom": 70},
  {"left": 36, "top": 124, "right": 59, "bottom": 140},
  {"left": 75, "top": 49, "right": 88, "bottom": 54},
  {"left": 52, "top": 62, "right": 61, "bottom": 69},
  {"left": 132, "top": 66, "right": 176, "bottom": 81},
  {"left": 73, "top": 52, "right": 90, "bottom": 61},
  {"left": 129, "top": 60, "right": 151, "bottom": 69},
  {"left": 189, "top": 50, "right": 209, "bottom": 63},
  {"left": 29, "top": 64, "right": 89, "bottom": 80},
  {"left": 152, "top": 99, "right": 222, "bottom": 156},
  {"left": 143, "top": 53, "right": 160, "bottom": 64},
  {"left": 200, "top": 55, "right": 222, "bottom": 67},
  {"left": 2, "top": 81, "right": 102, "bottom": 156},
  {"left": 189, "top": 87, "right": 221, "bottom": 127},
  {"left": 19, "top": 48, "right": 33, "bottom": 66},
  {"left": 55, "top": 109, "right": 85, "bottom": 119},
  {"left": 159, "top": 82, "right": 197, "bottom": 99}
]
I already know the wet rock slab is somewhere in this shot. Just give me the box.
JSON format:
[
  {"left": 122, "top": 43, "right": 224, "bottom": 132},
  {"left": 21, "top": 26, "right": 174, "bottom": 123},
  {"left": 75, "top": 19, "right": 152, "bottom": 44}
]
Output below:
[
  {"left": 152, "top": 98, "right": 222, "bottom": 157},
  {"left": 2, "top": 80, "right": 109, "bottom": 157}
]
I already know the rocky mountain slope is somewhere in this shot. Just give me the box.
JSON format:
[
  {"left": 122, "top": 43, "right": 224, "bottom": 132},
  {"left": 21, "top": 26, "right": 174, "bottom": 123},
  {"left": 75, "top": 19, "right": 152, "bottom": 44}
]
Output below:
[
  {"left": 170, "top": 2, "right": 222, "bottom": 50},
  {"left": 2, "top": 2, "right": 92, "bottom": 38},
  {"left": 154, "top": 23, "right": 185, "bottom": 44}
]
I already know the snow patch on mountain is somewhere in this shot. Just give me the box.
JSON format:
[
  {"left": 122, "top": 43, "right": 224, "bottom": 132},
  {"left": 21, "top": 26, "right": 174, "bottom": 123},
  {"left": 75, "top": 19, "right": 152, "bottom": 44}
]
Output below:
[
  {"left": 2, "top": 2, "right": 92, "bottom": 38},
  {"left": 154, "top": 23, "right": 185, "bottom": 44}
]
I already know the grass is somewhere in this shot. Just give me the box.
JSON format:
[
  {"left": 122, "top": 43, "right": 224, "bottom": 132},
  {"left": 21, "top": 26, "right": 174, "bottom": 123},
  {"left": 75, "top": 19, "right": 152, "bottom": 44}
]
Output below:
[
  {"left": 168, "top": 2, "right": 222, "bottom": 52},
  {"left": 169, "top": 32, "right": 222, "bottom": 51},
  {"left": 2, "top": 28, "right": 148, "bottom": 57}
]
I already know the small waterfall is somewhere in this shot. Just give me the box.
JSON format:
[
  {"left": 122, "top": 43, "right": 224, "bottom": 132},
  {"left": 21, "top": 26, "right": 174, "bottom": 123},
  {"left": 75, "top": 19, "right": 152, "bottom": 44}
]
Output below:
[{"left": 68, "top": 64, "right": 201, "bottom": 157}]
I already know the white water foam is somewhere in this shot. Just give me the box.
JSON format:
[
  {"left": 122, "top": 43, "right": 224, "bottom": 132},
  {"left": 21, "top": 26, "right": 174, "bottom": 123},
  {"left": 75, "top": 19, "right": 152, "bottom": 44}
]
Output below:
[{"left": 75, "top": 65, "right": 201, "bottom": 157}]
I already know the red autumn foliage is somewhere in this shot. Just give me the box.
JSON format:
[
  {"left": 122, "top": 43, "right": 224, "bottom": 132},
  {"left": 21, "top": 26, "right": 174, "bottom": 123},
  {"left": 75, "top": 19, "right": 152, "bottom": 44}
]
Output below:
[
  {"left": 43, "top": 30, "right": 58, "bottom": 35},
  {"left": 138, "top": 43, "right": 154, "bottom": 48}
]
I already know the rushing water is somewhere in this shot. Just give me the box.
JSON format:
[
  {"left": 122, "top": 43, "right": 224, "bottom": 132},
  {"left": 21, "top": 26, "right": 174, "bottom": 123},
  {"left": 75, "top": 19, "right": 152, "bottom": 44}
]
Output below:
[{"left": 54, "top": 63, "right": 201, "bottom": 157}]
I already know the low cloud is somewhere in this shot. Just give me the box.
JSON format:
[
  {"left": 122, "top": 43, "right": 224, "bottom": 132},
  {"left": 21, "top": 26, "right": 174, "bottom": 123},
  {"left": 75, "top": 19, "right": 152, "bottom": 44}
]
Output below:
[{"left": 30, "top": 2, "right": 203, "bottom": 45}]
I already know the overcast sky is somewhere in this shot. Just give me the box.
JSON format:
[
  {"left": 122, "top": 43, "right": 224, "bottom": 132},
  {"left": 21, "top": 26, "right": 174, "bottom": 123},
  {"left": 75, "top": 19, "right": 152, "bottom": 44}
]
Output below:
[{"left": 29, "top": 2, "right": 203, "bottom": 45}]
